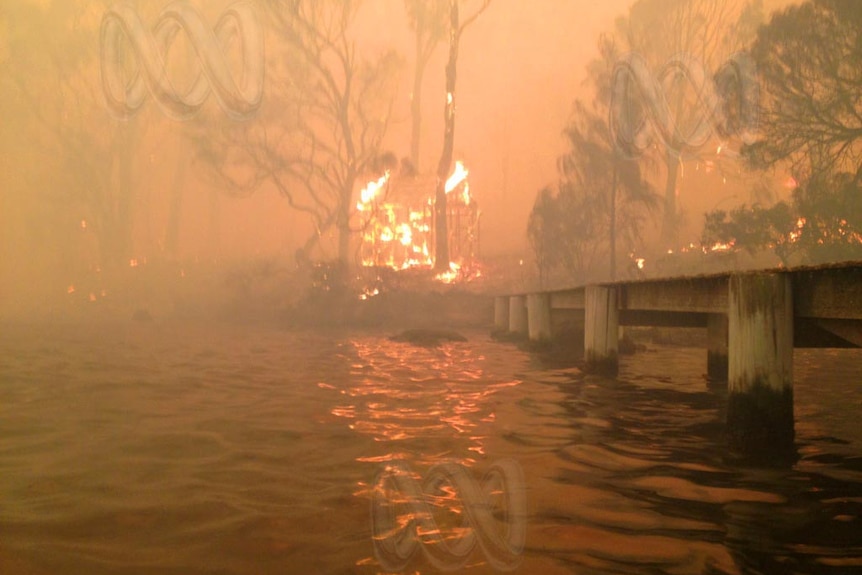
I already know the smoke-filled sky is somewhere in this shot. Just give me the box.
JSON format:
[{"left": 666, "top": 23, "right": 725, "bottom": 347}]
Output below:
[
  {"left": 0, "top": 0, "right": 800, "bottom": 316},
  {"left": 364, "top": 0, "right": 636, "bottom": 254}
]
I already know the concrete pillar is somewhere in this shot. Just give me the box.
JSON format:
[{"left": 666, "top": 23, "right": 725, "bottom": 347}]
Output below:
[
  {"left": 707, "top": 313, "right": 729, "bottom": 381},
  {"left": 527, "top": 293, "right": 552, "bottom": 342},
  {"left": 727, "top": 273, "right": 794, "bottom": 461},
  {"left": 508, "top": 296, "right": 528, "bottom": 336},
  {"left": 584, "top": 285, "right": 618, "bottom": 375},
  {"left": 494, "top": 296, "right": 510, "bottom": 332}
]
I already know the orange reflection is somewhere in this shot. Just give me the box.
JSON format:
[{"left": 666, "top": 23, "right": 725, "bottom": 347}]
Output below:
[
  {"left": 330, "top": 337, "right": 520, "bottom": 465},
  {"left": 329, "top": 335, "right": 522, "bottom": 571}
]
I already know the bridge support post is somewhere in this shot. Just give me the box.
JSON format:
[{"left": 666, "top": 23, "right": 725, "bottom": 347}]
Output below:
[
  {"left": 707, "top": 314, "right": 728, "bottom": 381},
  {"left": 727, "top": 273, "right": 794, "bottom": 461},
  {"left": 585, "top": 285, "right": 618, "bottom": 375},
  {"left": 509, "top": 295, "right": 528, "bottom": 336},
  {"left": 494, "top": 296, "right": 510, "bottom": 332},
  {"left": 527, "top": 293, "right": 552, "bottom": 342}
]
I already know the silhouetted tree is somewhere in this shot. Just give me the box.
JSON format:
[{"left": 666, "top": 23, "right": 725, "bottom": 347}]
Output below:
[
  {"left": 1, "top": 0, "right": 146, "bottom": 271},
  {"left": 701, "top": 171, "right": 862, "bottom": 265},
  {"left": 197, "top": 0, "right": 402, "bottom": 267},
  {"left": 528, "top": 183, "right": 606, "bottom": 286},
  {"left": 612, "top": 0, "right": 764, "bottom": 247},
  {"left": 743, "top": 0, "right": 862, "bottom": 183},
  {"left": 701, "top": 201, "right": 796, "bottom": 265},
  {"left": 433, "top": 0, "right": 490, "bottom": 273},
  {"left": 404, "top": 0, "right": 449, "bottom": 171},
  {"left": 528, "top": 101, "right": 658, "bottom": 286},
  {"left": 793, "top": 171, "right": 862, "bottom": 262}
]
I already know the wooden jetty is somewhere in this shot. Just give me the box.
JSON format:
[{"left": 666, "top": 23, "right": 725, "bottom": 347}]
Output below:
[{"left": 494, "top": 262, "right": 862, "bottom": 461}]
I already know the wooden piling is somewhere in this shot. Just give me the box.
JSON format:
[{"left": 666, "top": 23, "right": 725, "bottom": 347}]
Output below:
[
  {"left": 727, "top": 273, "right": 794, "bottom": 461},
  {"left": 527, "top": 293, "right": 552, "bottom": 342},
  {"left": 509, "top": 295, "right": 528, "bottom": 336},
  {"left": 585, "top": 285, "right": 619, "bottom": 375},
  {"left": 707, "top": 313, "right": 728, "bottom": 381}
]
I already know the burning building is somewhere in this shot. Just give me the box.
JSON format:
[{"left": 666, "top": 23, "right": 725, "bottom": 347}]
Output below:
[{"left": 355, "top": 161, "right": 480, "bottom": 276}]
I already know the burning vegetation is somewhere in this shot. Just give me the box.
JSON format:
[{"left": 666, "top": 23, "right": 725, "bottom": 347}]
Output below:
[{"left": 355, "top": 160, "right": 480, "bottom": 283}]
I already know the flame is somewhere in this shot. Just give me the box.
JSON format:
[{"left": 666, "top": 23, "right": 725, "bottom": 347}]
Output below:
[
  {"left": 396, "top": 223, "right": 412, "bottom": 247},
  {"left": 358, "top": 287, "right": 380, "bottom": 301},
  {"left": 435, "top": 261, "right": 461, "bottom": 284},
  {"left": 357, "top": 171, "right": 391, "bottom": 211},
  {"left": 788, "top": 217, "right": 806, "bottom": 243},
  {"left": 709, "top": 242, "right": 733, "bottom": 252},
  {"left": 356, "top": 161, "right": 478, "bottom": 281},
  {"left": 445, "top": 161, "right": 468, "bottom": 194}
]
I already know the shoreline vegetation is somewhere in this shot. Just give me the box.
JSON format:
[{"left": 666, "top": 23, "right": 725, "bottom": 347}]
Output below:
[
  {"left": 1, "top": 257, "right": 496, "bottom": 330},
  {"left": 2, "top": 256, "right": 711, "bottom": 361}
]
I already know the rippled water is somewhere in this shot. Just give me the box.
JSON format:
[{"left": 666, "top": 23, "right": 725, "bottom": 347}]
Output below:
[{"left": 1, "top": 320, "right": 861, "bottom": 574}]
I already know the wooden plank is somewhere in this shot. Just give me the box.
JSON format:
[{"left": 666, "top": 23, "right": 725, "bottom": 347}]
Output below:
[
  {"left": 549, "top": 289, "right": 585, "bottom": 310},
  {"left": 792, "top": 266, "right": 862, "bottom": 319},
  {"left": 618, "top": 309, "right": 708, "bottom": 327},
  {"left": 619, "top": 276, "right": 728, "bottom": 314},
  {"left": 795, "top": 318, "right": 862, "bottom": 348}
]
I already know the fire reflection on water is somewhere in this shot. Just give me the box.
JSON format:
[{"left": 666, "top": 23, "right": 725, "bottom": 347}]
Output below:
[
  {"left": 330, "top": 337, "right": 520, "bottom": 464},
  {"left": 328, "top": 335, "right": 523, "bottom": 571}
]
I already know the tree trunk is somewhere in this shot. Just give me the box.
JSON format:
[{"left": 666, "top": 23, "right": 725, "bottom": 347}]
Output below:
[
  {"left": 104, "top": 122, "right": 137, "bottom": 269},
  {"left": 660, "top": 150, "right": 679, "bottom": 249},
  {"left": 165, "top": 142, "right": 189, "bottom": 258},
  {"left": 208, "top": 187, "right": 220, "bottom": 261},
  {"left": 434, "top": 0, "right": 459, "bottom": 273},
  {"left": 410, "top": 19, "right": 425, "bottom": 171},
  {"left": 337, "top": 193, "right": 352, "bottom": 267},
  {"left": 610, "top": 165, "right": 617, "bottom": 281}
]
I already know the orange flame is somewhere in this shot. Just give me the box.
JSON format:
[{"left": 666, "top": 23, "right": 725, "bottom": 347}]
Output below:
[{"left": 356, "top": 161, "right": 477, "bottom": 280}]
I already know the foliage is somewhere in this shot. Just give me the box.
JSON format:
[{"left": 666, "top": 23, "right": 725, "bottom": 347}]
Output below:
[
  {"left": 743, "top": 0, "right": 862, "bottom": 181},
  {"left": 609, "top": 0, "right": 765, "bottom": 246},
  {"left": 706, "top": 0, "right": 862, "bottom": 268},
  {"left": 528, "top": 101, "right": 658, "bottom": 286},
  {"left": 793, "top": 172, "right": 862, "bottom": 262},
  {"left": 702, "top": 171, "right": 862, "bottom": 265},
  {"left": 702, "top": 201, "right": 796, "bottom": 264},
  {"left": 527, "top": 183, "right": 607, "bottom": 286}
]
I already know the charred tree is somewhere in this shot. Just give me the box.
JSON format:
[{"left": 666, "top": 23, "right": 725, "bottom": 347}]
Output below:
[
  {"left": 433, "top": 0, "right": 489, "bottom": 273},
  {"left": 404, "top": 1, "right": 448, "bottom": 172},
  {"left": 196, "top": 1, "right": 402, "bottom": 268}
]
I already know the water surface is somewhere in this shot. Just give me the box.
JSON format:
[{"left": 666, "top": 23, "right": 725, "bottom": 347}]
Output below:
[{"left": 1, "top": 320, "right": 861, "bottom": 574}]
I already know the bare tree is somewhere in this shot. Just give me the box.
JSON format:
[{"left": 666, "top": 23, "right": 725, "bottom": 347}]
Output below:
[
  {"left": 197, "top": 0, "right": 402, "bottom": 267},
  {"left": 404, "top": 0, "right": 449, "bottom": 172},
  {"left": 1, "top": 0, "right": 147, "bottom": 271},
  {"left": 433, "top": 0, "right": 490, "bottom": 273},
  {"left": 613, "top": 0, "right": 763, "bottom": 248}
]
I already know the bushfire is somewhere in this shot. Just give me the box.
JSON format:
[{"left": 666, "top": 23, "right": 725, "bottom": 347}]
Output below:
[{"left": 355, "top": 161, "right": 480, "bottom": 279}]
